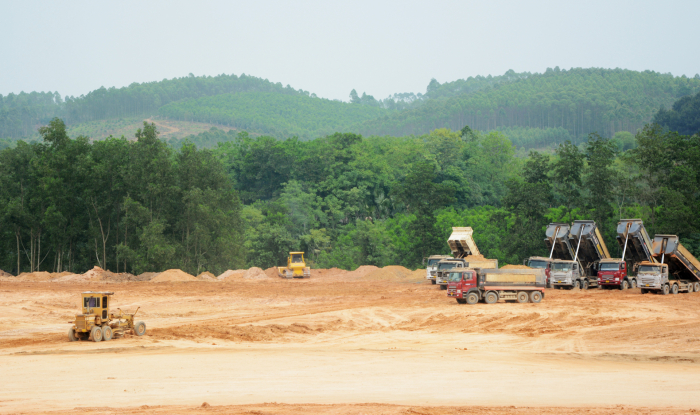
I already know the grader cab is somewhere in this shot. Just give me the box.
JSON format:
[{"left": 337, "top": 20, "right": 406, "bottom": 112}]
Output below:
[
  {"left": 68, "top": 291, "right": 146, "bottom": 342},
  {"left": 278, "top": 251, "right": 311, "bottom": 278}
]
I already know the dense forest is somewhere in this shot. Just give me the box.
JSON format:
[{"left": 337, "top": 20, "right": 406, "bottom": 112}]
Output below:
[
  {"left": 1, "top": 86, "right": 699, "bottom": 275},
  {"left": 3, "top": 68, "right": 699, "bottom": 150}
]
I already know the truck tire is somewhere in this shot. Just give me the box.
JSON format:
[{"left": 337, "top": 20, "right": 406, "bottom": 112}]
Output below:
[
  {"left": 456, "top": 298, "right": 466, "bottom": 304},
  {"left": 662, "top": 284, "right": 670, "bottom": 295},
  {"left": 440, "top": 285, "right": 447, "bottom": 290},
  {"left": 529, "top": 291, "right": 543, "bottom": 303},
  {"left": 133, "top": 321, "right": 147, "bottom": 336},
  {"left": 573, "top": 280, "right": 581, "bottom": 290},
  {"left": 68, "top": 327, "right": 79, "bottom": 342},
  {"left": 102, "top": 326, "right": 113, "bottom": 341},
  {"left": 630, "top": 279, "right": 637, "bottom": 289},
  {"left": 688, "top": 283, "right": 694, "bottom": 293},
  {"left": 640, "top": 288, "right": 647, "bottom": 294},
  {"left": 466, "top": 292, "right": 479, "bottom": 305},
  {"left": 695, "top": 282, "right": 700, "bottom": 293},
  {"left": 431, "top": 280, "right": 436, "bottom": 285},
  {"left": 582, "top": 280, "right": 589, "bottom": 290},
  {"left": 620, "top": 280, "right": 629, "bottom": 290},
  {"left": 517, "top": 291, "right": 529, "bottom": 303},
  {"left": 90, "top": 326, "right": 103, "bottom": 342},
  {"left": 672, "top": 284, "right": 679, "bottom": 295},
  {"left": 484, "top": 291, "right": 498, "bottom": 304}
]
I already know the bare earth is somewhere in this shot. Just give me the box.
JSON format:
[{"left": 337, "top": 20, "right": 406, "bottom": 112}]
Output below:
[{"left": 1, "top": 270, "right": 700, "bottom": 414}]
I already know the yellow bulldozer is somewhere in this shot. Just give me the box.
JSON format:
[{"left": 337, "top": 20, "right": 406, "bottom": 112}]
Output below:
[
  {"left": 68, "top": 291, "right": 146, "bottom": 342},
  {"left": 278, "top": 251, "right": 311, "bottom": 278}
]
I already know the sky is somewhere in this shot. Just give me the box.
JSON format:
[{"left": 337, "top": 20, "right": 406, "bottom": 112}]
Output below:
[{"left": 1, "top": 0, "right": 699, "bottom": 102}]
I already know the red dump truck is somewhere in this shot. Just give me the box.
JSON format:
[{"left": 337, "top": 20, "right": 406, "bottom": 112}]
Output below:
[{"left": 447, "top": 268, "right": 545, "bottom": 304}]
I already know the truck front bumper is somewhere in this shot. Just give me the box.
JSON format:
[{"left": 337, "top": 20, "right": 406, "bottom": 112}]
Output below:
[{"left": 447, "top": 288, "right": 462, "bottom": 298}]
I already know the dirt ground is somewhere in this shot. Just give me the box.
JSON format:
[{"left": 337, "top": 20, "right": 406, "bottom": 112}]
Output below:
[{"left": 1, "top": 269, "right": 700, "bottom": 414}]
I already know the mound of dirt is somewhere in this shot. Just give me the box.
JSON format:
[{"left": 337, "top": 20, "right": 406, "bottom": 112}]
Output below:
[
  {"left": 350, "top": 265, "right": 379, "bottom": 278},
  {"left": 501, "top": 264, "right": 531, "bottom": 269},
  {"left": 217, "top": 269, "right": 247, "bottom": 281},
  {"left": 17, "top": 271, "right": 53, "bottom": 282},
  {"left": 362, "top": 266, "right": 425, "bottom": 283},
  {"left": 197, "top": 271, "right": 217, "bottom": 281},
  {"left": 151, "top": 269, "right": 198, "bottom": 282},
  {"left": 49, "top": 266, "right": 139, "bottom": 283},
  {"left": 0, "top": 269, "right": 14, "bottom": 278},
  {"left": 137, "top": 272, "right": 160, "bottom": 281},
  {"left": 243, "top": 267, "right": 268, "bottom": 280},
  {"left": 265, "top": 267, "right": 279, "bottom": 278}
]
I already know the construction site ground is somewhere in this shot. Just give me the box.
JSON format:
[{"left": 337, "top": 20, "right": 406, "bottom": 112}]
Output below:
[{"left": 1, "top": 268, "right": 700, "bottom": 414}]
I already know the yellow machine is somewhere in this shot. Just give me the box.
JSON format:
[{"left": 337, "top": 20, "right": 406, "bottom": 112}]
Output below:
[
  {"left": 68, "top": 291, "right": 146, "bottom": 342},
  {"left": 278, "top": 251, "right": 311, "bottom": 278}
]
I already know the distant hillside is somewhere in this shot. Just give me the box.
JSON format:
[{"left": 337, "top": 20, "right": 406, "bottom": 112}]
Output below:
[
  {"left": 653, "top": 90, "right": 700, "bottom": 135},
  {"left": 157, "top": 91, "right": 386, "bottom": 140},
  {"left": 356, "top": 68, "right": 700, "bottom": 144}
]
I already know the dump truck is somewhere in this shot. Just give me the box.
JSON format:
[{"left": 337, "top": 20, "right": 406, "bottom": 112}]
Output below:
[
  {"left": 566, "top": 220, "right": 610, "bottom": 289},
  {"left": 278, "top": 252, "right": 311, "bottom": 278},
  {"left": 544, "top": 223, "right": 586, "bottom": 289},
  {"left": 638, "top": 235, "right": 700, "bottom": 295},
  {"left": 447, "top": 268, "right": 545, "bottom": 304},
  {"left": 68, "top": 291, "right": 145, "bottom": 342},
  {"left": 601, "top": 219, "right": 657, "bottom": 290},
  {"left": 448, "top": 227, "right": 480, "bottom": 258},
  {"left": 425, "top": 255, "right": 453, "bottom": 284},
  {"left": 435, "top": 258, "right": 469, "bottom": 289},
  {"left": 597, "top": 258, "right": 633, "bottom": 290}
]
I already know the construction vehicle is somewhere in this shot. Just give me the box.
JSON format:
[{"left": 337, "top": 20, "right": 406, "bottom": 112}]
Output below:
[
  {"left": 447, "top": 268, "right": 545, "bottom": 304},
  {"left": 435, "top": 258, "right": 469, "bottom": 289},
  {"left": 278, "top": 251, "right": 311, "bottom": 278},
  {"left": 425, "top": 255, "right": 452, "bottom": 284},
  {"left": 638, "top": 235, "right": 700, "bottom": 295},
  {"left": 544, "top": 223, "right": 587, "bottom": 289},
  {"left": 600, "top": 219, "right": 657, "bottom": 290},
  {"left": 68, "top": 291, "right": 145, "bottom": 342},
  {"left": 597, "top": 258, "right": 632, "bottom": 290},
  {"left": 523, "top": 257, "right": 553, "bottom": 288},
  {"left": 448, "top": 227, "right": 480, "bottom": 258},
  {"left": 567, "top": 220, "right": 610, "bottom": 289}
]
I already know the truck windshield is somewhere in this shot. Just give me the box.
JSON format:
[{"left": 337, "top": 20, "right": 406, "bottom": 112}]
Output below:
[
  {"left": 551, "top": 263, "right": 572, "bottom": 271},
  {"left": 639, "top": 265, "right": 660, "bottom": 273},
  {"left": 448, "top": 272, "right": 462, "bottom": 282},
  {"left": 528, "top": 260, "right": 548, "bottom": 269},
  {"left": 438, "top": 262, "right": 457, "bottom": 270},
  {"left": 427, "top": 259, "right": 441, "bottom": 266},
  {"left": 599, "top": 262, "right": 621, "bottom": 271}
]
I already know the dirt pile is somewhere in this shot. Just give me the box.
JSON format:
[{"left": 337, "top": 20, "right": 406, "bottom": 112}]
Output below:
[
  {"left": 217, "top": 269, "right": 247, "bottom": 281},
  {"left": 264, "top": 267, "right": 279, "bottom": 278},
  {"left": 137, "top": 272, "right": 160, "bottom": 281},
  {"left": 50, "top": 266, "right": 140, "bottom": 282},
  {"left": 350, "top": 265, "right": 379, "bottom": 278},
  {"left": 0, "top": 269, "right": 14, "bottom": 278},
  {"left": 17, "top": 271, "right": 53, "bottom": 282},
  {"left": 501, "top": 264, "right": 531, "bottom": 270},
  {"left": 151, "top": 269, "right": 198, "bottom": 282},
  {"left": 197, "top": 271, "right": 217, "bottom": 281},
  {"left": 362, "top": 266, "right": 425, "bottom": 283},
  {"left": 243, "top": 267, "right": 269, "bottom": 280}
]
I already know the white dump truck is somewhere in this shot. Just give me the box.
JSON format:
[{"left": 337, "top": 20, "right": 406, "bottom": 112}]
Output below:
[{"left": 638, "top": 235, "right": 700, "bottom": 295}]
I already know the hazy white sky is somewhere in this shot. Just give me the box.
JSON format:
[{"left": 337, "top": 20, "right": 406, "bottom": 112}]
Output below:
[{"left": 1, "top": 0, "right": 698, "bottom": 102}]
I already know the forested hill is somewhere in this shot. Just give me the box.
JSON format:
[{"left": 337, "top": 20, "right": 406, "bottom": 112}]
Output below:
[{"left": 356, "top": 68, "right": 700, "bottom": 146}]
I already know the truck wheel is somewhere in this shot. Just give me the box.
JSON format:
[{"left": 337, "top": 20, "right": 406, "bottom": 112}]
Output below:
[
  {"left": 630, "top": 279, "right": 637, "bottom": 289},
  {"left": 688, "top": 283, "right": 694, "bottom": 293},
  {"left": 695, "top": 282, "right": 700, "bottom": 293},
  {"left": 456, "top": 298, "right": 466, "bottom": 304},
  {"left": 573, "top": 280, "right": 580, "bottom": 290},
  {"left": 133, "top": 321, "right": 147, "bottom": 336},
  {"left": 672, "top": 284, "right": 679, "bottom": 295},
  {"left": 102, "top": 326, "right": 113, "bottom": 341},
  {"left": 640, "top": 288, "right": 647, "bottom": 294},
  {"left": 431, "top": 280, "right": 436, "bottom": 285},
  {"left": 68, "top": 327, "right": 79, "bottom": 342},
  {"left": 516, "top": 291, "right": 529, "bottom": 303},
  {"left": 466, "top": 292, "right": 479, "bottom": 305},
  {"left": 620, "top": 280, "right": 629, "bottom": 290},
  {"left": 582, "top": 280, "right": 589, "bottom": 290},
  {"left": 440, "top": 285, "right": 447, "bottom": 290},
  {"left": 529, "top": 291, "right": 543, "bottom": 303},
  {"left": 90, "top": 326, "right": 103, "bottom": 342},
  {"left": 662, "top": 284, "right": 670, "bottom": 295},
  {"left": 484, "top": 292, "right": 498, "bottom": 304}
]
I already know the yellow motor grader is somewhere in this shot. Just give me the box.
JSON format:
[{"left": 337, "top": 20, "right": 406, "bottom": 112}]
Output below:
[
  {"left": 68, "top": 291, "right": 146, "bottom": 342},
  {"left": 278, "top": 251, "right": 311, "bottom": 278}
]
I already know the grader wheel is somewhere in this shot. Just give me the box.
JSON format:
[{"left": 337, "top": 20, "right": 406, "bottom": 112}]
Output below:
[
  {"left": 68, "top": 328, "right": 79, "bottom": 342},
  {"left": 133, "top": 321, "right": 147, "bottom": 336},
  {"left": 90, "top": 326, "right": 103, "bottom": 342},
  {"left": 102, "top": 326, "right": 113, "bottom": 341}
]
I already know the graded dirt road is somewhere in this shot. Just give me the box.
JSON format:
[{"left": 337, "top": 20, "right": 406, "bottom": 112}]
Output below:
[{"left": 1, "top": 272, "right": 700, "bottom": 414}]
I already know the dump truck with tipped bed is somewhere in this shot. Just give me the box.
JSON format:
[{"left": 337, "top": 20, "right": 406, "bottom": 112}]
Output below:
[
  {"left": 425, "top": 255, "right": 452, "bottom": 284},
  {"left": 436, "top": 256, "right": 498, "bottom": 287},
  {"left": 448, "top": 227, "right": 480, "bottom": 258},
  {"left": 566, "top": 220, "right": 611, "bottom": 289},
  {"left": 597, "top": 258, "right": 633, "bottom": 290},
  {"left": 599, "top": 219, "right": 657, "bottom": 290},
  {"left": 447, "top": 268, "right": 545, "bottom": 304},
  {"left": 637, "top": 235, "right": 700, "bottom": 295},
  {"left": 544, "top": 223, "right": 586, "bottom": 289}
]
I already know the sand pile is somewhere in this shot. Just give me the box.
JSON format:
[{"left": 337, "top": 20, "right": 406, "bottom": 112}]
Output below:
[
  {"left": 0, "top": 269, "right": 14, "bottom": 278},
  {"left": 151, "top": 269, "right": 198, "bottom": 282},
  {"left": 264, "top": 267, "right": 279, "bottom": 278},
  {"left": 137, "top": 272, "right": 160, "bottom": 281},
  {"left": 49, "top": 266, "right": 139, "bottom": 282},
  {"left": 17, "top": 271, "right": 53, "bottom": 282},
  {"left": 243, "top": 267, "right": 269, "bottom": 280},
  {"left": 217, "top": 269, "right": 247, "bottom": 281},
  {"left": 197, "top": 271, "right": 217, "bottom": 281},
  {"left": 501, "top": 264, "right": 531, "bottom": 269},
  {"left": 349, "top": 265, "right": 379, "bottom": 278},
  {"left": 362, "top": 266, "right": 425, "bottom": 283}
]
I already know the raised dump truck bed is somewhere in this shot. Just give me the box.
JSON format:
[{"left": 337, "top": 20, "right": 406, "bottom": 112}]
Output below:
[
  {"left": 652, "top": 235, "right": 700, "bottom": 282},
  {"left": 616, "top": 219, "right": 657, "bottom": 265},
  {"left": 544, "top": 223, "right": 575, "bottom": 261},
  {"left": 570, "top": 220, "right": 610, "bottom": 264},
  {"left": 448, "top": 227, "right": 480, "bottom": 258}
]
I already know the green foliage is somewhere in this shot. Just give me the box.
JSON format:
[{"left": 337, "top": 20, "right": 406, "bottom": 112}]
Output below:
[{"left": 653, "top": 90, "right": 700, "bottom": 136}]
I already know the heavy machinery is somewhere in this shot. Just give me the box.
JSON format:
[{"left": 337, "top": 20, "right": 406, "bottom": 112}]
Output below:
[
  {"left": 68, "top": 291, "right": 146, "bottom": 342},
  {"left": 447, "top": 268, "right": 545, "bottom": 304},
  {"left": 544, "top": 223, "right": 586, "bottom": 289},
  {"left": 448, "top": 227, "right": 480, "bottom": 258},
  {"left": 600, "top": 219, "right": 657, "bottom": 290},
  {"left": 435, "top": 258, "right": 469, "bottom": 289},
  {"left": 597, "top": 258, "right": 632, "bottom": 290},
  {"left": 638, "top": 235, "right": 700, "bottom": 295},
  {"left": 278, "top": 251, "right": 311, "bottom": 278},
  {"left": 523, "top": 257, "right": 552, "bottom": 288},
  {"left": 438, "top": 227, "right": 498, "bottom": 286},
  {"left": 567, "top": 220, "right": 610, "bottom": 289},
  {"left": 425, "top": 254, "right": 453, "bottom": 284}
]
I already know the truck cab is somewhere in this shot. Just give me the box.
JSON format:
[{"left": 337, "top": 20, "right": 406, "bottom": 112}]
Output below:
[
  {"left": 550, "top": 259, "right": 582, "bottom": 289},
  {"left": 525, "top": 256, "right": 552, "bottom": 287},
  {"left": 435, "top": 258, "right": 468, "bottom": 289},
  {"left": 597, "top": 258, "right": 633, "bottom": 290},
  {"left": 446, "top": 269, "right": 478, "bottom": 304},
  {"left": 425, "top": 255, "right": 452, "bottom": 284}
]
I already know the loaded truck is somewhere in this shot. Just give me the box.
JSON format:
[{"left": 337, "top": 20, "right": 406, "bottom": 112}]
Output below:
[
  {"left": 447, "top": 268, "right": 545, "bottom": 304},
  {"left": 599, "top": 219, "right": 657, "bottom": 290},
  {"left": 425, "top": 255, "right": 452, "bottom": 284},
  {"left": 435, "top": 258, "right": 469, "bottom": 289},
  {"left": 638, "top": 235, "right": 700, "bottom": 295}
]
